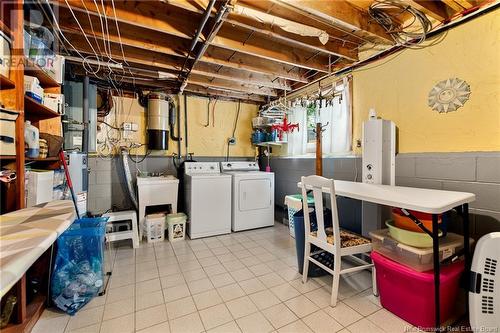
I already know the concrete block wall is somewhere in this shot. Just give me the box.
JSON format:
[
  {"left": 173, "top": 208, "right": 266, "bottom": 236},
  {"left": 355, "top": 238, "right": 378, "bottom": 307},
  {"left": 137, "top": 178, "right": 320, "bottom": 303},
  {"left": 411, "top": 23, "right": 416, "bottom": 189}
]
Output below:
[
  {"left": 271, "top": 152, "right": 500, "bottom": 239},
  {"left": 395, "top": 152, "right": 500, "bottom": 238},
  {"left": 87, "top": 152, "right": 499, "bottom": 238}
]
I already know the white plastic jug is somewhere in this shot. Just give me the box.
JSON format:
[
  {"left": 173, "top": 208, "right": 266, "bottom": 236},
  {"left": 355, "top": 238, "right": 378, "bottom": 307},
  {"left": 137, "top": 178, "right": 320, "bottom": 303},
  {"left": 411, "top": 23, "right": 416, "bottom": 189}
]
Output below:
[{"left": 24, "top": 120, "right": 39, "bottom": 158}]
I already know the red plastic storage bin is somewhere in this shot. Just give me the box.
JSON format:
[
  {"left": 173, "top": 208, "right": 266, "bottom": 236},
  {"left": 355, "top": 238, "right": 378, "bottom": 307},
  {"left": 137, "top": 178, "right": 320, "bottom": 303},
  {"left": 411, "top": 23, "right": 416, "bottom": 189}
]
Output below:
[{"left": 372, "top": 251, "right": 464, "bottom": 329}]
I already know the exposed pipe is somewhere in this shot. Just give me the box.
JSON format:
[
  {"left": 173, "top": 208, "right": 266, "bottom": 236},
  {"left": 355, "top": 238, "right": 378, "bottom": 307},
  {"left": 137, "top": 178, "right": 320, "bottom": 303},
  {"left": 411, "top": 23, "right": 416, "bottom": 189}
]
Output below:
[
  {"left": 82, "top": 76, "right": 89, "bottom": 153},
  {"left": 121, "top": 149, "right": 138, "bottom": 210},
  {"left": 176, "top": 94, "right": 182, "bottom": 160},
  {"left": 184, "top": 94, "right": 188, "bottom": 160},
  {"left": 178, "top": 0, "right": 217, "bottom": 80},
  {"left": 179, "top": 1, "right": 232, "bottom": 93}
]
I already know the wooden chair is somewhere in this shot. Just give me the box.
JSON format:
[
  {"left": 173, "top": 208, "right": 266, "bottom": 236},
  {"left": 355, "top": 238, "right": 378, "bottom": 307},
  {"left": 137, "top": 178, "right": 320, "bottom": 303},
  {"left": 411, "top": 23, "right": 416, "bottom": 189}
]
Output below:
[{"left": 300, "top": 175, "right": 377, "bottom": 306}]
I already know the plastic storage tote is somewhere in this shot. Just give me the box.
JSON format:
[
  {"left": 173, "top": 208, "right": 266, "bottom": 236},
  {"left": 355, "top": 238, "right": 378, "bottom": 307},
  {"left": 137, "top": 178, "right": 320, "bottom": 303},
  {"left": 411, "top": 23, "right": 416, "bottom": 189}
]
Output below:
[
  {"left": 167, "top": 213, "right": 186, "bottom": 242},
  {"left": 370, "top": 229, "right": 472, "bottom": 272},
  {"left": 293, "top": 208, "right": 332, "bottom": 277},
  {"left": 371, "top": 251, "right": 464, "bottom": 328},
  {"left": 144, "top": 213, "right": 165, "bottom": 243},
  {"left": 284, "top": 194, "right": 314, "bottom": 238},
  {"left": 51, "top": 217, "right": 108, "bottom": 315}
]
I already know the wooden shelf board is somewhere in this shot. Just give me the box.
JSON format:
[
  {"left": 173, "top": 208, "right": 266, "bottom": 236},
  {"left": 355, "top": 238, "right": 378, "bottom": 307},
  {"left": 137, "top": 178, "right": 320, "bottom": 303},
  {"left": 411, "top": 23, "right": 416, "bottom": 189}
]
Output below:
[
  {"left": 24, "top": 96, "right": 61, "bottom": 120},
  {"left": 0, "top": 73, "right": 15, "bottom": 89},
  {"left": 0, "top": 19, "right": 13, "bottom": 39},
  {"left": 24, "top": 58, "right": 60, "bottom": 88},
  {"left": 0, "top": 155, "right": 17, "bottom": 160},
  {"left": 26, "top": 156, "right": 59, "bottom": 162}
]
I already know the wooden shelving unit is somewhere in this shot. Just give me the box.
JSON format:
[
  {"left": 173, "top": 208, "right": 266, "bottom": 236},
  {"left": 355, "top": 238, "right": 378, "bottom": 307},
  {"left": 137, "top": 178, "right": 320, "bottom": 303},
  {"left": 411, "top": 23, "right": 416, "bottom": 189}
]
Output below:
[
  {"left": 24, "top": 57, "right": 60, "bottom": 88},
  {"left": 1, "top": 3, "right": 62, "bottom": 331},
  {"left": 0, "top": 73, "right": 16, "bottom": 89},
  {"left": 24, "top": 95, "right": 61, "bottom": 120}
]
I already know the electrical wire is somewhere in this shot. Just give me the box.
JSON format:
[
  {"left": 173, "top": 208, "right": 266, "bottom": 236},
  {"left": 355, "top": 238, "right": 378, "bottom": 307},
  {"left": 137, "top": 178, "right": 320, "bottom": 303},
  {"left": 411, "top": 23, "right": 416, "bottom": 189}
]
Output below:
[
  {"left": 128, "top": 149, "right": 151, "bottom": 163},
  {"left": 97, "top": 119, "right": 120, "bottom": 130},
  {"left": 368, "top": 0, "right": 432, "bottom": 48}
]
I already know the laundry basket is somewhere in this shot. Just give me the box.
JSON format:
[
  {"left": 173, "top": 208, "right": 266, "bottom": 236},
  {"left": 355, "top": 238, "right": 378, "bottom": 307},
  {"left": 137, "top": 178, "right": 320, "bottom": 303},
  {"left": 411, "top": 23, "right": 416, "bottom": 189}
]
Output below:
[
  {"left": 284, "top": 194, "right": 314, "bottom": 238},
  {"left": 167, "top": 213, "right": 187, "bottom": 242}
]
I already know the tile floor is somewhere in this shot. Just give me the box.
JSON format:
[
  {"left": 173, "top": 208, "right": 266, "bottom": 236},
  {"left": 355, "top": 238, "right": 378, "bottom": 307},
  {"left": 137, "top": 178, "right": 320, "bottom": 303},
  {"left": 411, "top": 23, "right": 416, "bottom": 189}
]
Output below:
[{"left": 33, "top": 223, "right": 415, "bottom": 333}]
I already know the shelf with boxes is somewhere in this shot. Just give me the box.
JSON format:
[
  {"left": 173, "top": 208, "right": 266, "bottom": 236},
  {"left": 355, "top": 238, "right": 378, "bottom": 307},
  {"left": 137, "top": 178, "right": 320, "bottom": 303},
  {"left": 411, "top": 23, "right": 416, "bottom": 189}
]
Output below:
[{"left": 24, "top": 95, "right": 60, "bottom": 120}]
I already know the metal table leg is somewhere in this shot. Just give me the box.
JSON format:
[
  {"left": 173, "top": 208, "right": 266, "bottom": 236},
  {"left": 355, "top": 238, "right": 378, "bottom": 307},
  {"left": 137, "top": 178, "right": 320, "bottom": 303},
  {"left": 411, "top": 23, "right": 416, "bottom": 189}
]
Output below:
[
  {"left": 462, "top": 203, "right": 470, "bottom": 314},
  {"left": 432, "top": 214, "right": 441, "bottom": 331}
]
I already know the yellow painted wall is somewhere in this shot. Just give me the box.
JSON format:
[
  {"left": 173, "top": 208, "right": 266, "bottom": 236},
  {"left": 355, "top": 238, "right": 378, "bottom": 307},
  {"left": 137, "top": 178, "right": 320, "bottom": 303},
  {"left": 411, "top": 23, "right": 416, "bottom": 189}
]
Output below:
[
  {"left": 352, "top": 9, "right": 500, "bottom": 153},
  {"left": 96, "top": 95, "right": 258, "bottom": 157}
]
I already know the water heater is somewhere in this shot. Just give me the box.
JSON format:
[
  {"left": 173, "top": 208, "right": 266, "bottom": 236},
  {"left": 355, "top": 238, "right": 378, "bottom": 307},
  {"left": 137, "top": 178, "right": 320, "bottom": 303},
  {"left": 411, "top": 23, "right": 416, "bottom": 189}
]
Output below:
[
  {"left": 147, "top": 92, "right": 170, "bottom": 150},
  {"left": 362, "top": 116, "right": 396, "bottom": 185},
  {"left": 361, "top": 111, "right": 396, "bottom": 236}
]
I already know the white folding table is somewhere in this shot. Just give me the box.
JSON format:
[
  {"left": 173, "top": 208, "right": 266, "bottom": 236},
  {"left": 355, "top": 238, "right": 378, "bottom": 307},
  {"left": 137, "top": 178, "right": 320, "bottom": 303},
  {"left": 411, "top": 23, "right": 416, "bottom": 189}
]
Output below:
[{"left": 298, "top": 180, "right": 476, "bottom": 331}]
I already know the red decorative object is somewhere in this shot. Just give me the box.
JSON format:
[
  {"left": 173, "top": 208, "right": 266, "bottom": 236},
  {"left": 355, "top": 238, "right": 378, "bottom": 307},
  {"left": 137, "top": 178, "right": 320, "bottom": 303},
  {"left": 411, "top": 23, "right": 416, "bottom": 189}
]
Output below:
[{"left": 271, "top": 115, "right": 299, "bottom": 141}]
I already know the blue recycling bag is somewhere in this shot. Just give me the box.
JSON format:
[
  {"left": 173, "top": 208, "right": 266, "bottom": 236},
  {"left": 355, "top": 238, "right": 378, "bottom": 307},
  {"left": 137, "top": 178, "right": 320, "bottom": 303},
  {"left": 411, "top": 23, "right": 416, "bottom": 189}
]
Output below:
[{"left": 51, "top": 217, "right": 108, "bottom": 315}]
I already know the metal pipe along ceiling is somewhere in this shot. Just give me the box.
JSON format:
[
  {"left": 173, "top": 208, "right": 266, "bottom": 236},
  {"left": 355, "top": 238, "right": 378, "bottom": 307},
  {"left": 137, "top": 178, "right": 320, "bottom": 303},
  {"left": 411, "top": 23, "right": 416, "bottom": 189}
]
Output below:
[
  {"left": 178, "top": 0, "right": 217, "bottom": 78},
  {"left": 180, "top": 0, "right": 232, "bottom": 93}
]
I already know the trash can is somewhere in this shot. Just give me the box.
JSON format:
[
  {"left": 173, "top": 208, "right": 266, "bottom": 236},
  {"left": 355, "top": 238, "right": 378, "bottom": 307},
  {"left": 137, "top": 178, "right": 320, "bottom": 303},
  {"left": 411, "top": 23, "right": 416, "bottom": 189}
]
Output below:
[
  {"left": 167, "top": 213, "right": 187, "bottom": 242},
  {"left": 51, "top": 217, "right": 108, "bottom": 315},
  {"left": 293, "top": 208, "right": 332, "bottom": 277},
  {"left": 284, "top": 194, "right": 314, "bottom": 238}
]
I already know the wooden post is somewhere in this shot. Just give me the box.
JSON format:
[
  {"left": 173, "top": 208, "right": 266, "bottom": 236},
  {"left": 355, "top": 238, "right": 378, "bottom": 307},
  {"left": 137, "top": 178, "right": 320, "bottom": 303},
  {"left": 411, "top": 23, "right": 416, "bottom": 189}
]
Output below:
[
  {"left": 12, "top": 0, "right": 25, "bottom": 209},
  {"left": 315, "top": 122, "right": 322, "bottom": 176}
]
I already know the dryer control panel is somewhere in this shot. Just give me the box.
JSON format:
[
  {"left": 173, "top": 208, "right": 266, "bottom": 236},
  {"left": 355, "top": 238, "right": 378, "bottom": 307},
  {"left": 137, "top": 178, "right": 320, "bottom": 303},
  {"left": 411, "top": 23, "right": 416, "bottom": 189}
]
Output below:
[
  {"left": 221, "top": 161, "right": 259, "bottom": 172},
  {"left": 184, "top": 162, "right": 220, "bottom": 175}
]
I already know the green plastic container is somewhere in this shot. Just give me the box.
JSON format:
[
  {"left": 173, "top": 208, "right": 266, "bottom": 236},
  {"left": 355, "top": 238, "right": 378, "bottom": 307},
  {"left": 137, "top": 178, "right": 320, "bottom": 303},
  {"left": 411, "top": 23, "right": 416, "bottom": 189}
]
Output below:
[{"left": 385, "top": 220, "right": 442, "bottom": 248}]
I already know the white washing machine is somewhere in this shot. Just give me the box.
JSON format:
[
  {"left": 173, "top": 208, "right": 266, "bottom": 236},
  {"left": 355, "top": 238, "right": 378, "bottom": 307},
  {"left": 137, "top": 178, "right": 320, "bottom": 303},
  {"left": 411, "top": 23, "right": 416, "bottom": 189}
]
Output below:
[
  {"left": 221, "top": 161, "right": 275, "bottom": 232},
  {"left": 184, "top": 162, "right": 232, "bottom": 239}
]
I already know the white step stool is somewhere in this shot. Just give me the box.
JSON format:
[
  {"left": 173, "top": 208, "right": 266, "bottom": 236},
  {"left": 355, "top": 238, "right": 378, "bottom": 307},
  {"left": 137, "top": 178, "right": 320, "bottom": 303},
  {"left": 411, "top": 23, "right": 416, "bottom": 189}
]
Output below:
[{"left": 103, "top": 210, "right": 139, "bottom": 248}]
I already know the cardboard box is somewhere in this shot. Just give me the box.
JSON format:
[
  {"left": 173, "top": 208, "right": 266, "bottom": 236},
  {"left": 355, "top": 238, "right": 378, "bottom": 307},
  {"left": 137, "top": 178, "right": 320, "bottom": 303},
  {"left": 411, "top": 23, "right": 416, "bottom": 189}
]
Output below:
[
  {"left": 0, "top": 108, "right": 18, "bottom": 155},
  {"left": 24, "top": 75, "right": 44, "bottom": 103},
  {"left": 43, "top": 93, "right": 65, "bottom": 114}
]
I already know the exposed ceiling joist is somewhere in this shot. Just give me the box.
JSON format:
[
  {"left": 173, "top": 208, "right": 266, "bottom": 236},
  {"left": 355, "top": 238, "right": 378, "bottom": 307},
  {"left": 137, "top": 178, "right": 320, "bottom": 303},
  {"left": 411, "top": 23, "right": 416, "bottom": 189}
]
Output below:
[
  {"left": 53, "top": 1, "right": 317, "bottom": 79},
  {"left": 67, "top": 42, "right": 276, "bottom": 98},
  {"left": 223, "top": 15, "right": 358, "bottom": 61},
  {"left": 184, "top": 84, "right": 266, "bottom": 103},
  {"left": 73, "top": 66, "right": 265, "bottom": 103},
  {"left": 242, "top": 0, "right": 393, "bottom": 44},
  {"left": 187, "top": 74, "right": 277, "bottom": 97},
  {"left": 213, "top": 25, "right": 330, "bottom": 72},
  {"left": 275, "top": 0, "right": 392, "bottom": 42},
  {"left": 56, "top": 14, "right": 289, "bottom": 90},
  {"left": 159, "top": 0, "right": 360, "bottom": 61},
  {"left": 405, "top": 0, "right": 450, "bottom": 21}
]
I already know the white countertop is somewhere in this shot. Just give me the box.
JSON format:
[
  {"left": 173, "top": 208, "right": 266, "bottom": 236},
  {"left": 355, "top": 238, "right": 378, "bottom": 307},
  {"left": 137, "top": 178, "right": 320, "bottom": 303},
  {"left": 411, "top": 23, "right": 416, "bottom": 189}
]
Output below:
[
  {"left": 298, "top": 180, "right": 475, "bottom": 214},
  {"left": 0, "top": 200, "right": 76, "bottom": 298}
]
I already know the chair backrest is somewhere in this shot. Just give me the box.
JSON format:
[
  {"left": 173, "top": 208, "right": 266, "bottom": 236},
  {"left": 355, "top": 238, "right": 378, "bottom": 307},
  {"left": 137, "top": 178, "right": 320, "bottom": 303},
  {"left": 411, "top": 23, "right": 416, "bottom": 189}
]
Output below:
[{"left": 300, "top": 175, "right": 341, "bottom": 249}]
